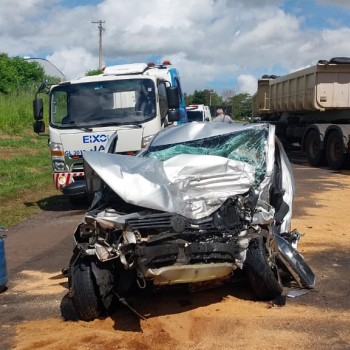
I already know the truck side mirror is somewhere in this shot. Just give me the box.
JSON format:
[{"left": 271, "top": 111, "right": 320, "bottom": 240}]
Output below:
[
  {"left": 166, "top": 86, "right": 180, "bottom": 109},
  {"left": 166, "top": 86, "right": 180, "bottom": 122},
  {"left": 167, "top": 109, "right": 180, "bottom": 122},
  {"left": 33, "top": 120, "right": 45, "bottom": 134},
  {"left": 33, "top": 98, "right": 44, "bottom": 120}
]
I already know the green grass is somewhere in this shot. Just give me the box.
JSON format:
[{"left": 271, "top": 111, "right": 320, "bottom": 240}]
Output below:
[
  {"left": 0, "top": 91, "right": 61, "bottom": 228},
  {"left": 0, "top": 134, "right": 51, "bottom": 196},
  {"left": 0, "top": 92, "right": 34, "bottom": 134}
]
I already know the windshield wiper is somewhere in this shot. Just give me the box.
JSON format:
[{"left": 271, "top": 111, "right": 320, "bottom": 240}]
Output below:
[
  {"left": 60, "top": 120, "right": 142, "bottom": 130},
  {"left": 60, "top": 121, "right": 93, "bottom": 132},
  {"left": 83, "top": 122, "right": 143, "bottom": 128}
]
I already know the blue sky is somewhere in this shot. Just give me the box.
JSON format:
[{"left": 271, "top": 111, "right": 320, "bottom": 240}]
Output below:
[{"left": 2, "top": 0, "right": 350, "bottom": 95}]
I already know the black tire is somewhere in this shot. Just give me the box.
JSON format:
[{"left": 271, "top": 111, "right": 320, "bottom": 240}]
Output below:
[
  {"left": 70, "top": 258, "right": 105, "bottom": 321},
  {"left": 326, "top": 130, "right": 345, "bottom": 170},
  {"left": 305, "top": 130, "right": 325, "bottom": 166},
  {"left": 245, "top": 236, "right": 283, "bottom": 300}
]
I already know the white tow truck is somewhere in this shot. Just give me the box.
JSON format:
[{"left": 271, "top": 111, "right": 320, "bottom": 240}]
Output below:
[
  {"left": 186, "top": 104, "right": 212, "bottom": 122},
  {"left": 33, "top": 61, "right": 188, "bottom": 201}
]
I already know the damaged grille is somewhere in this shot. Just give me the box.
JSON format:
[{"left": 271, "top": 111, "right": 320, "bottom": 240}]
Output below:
[
  {"left": 126, "top": 212, "right": 174, "bottom": 230},
  {"left": 126, "top": 196, "right": 249, "bottom": 234},
  {"left": 136, "top": 239, "right": 243, "bottom": 268},
  {"left": 126, "top": 197, "right": 251, "bottom": 269}
]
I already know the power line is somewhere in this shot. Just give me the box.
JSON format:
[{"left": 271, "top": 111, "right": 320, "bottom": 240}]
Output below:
[{"left": 92, "top": 20, "right": 105, "bottom": 70}]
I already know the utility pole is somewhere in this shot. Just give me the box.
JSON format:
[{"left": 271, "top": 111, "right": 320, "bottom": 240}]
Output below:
[{"left": 92, "top": 20, "right": 105, "bottom": 70}]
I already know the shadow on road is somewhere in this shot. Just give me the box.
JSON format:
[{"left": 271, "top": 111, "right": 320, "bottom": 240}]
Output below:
[
  {"left": 24, "top": 195, "right": 91, "bottom": 212},
  {"left": 59, "top": 278, "right": 257, "bottom": 330},
  {"left": 58, "top": 244, "right": 350, "bottom": 333},
  {"left": 59, "top": 269, "right": 307, "bottom": 332},
  {"left": 287, "top": 148, "right": 350, "bottom": 174}
]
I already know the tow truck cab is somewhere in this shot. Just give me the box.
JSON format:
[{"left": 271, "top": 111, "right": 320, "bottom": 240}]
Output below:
[{"left": 33, "top": 61, "right": 187, "bottom": 200}]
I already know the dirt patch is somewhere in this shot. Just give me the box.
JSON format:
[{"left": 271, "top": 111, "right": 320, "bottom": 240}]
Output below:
[
  {"left": 7, "top": 165, "right": 350, "bottom": 349},
  {"left": 0, "top": 147, "right": 41, "bottom": 159}
]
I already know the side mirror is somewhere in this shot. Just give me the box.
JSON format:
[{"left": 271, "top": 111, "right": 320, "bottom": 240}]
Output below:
[
  {"left": 33, "top": 98, "right": 44, "bottom": 120},
  {"left": 166, "top": 86, "right": 180, "bottom": 109},
  {"left": 166, "top": 86, "right": 180, "bottom": 122},
  {"left": 33, "top": 120, "right": 45, "bottom": 134},
  {"left": 167, "top": 109, "right": 180, "bottom": 122},
  {"left": 204, "top": 117, "right": 210, "bottom": 122}
]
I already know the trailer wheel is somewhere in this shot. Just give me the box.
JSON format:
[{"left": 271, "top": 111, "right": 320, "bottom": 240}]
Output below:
[
  {"left": 326, "top": 130, "right": 345, "bottom": 170},
  {"left": 305, "top": 130, "right": 325, "bottom": 166},
  {"left": 69, "top": 258, "right": 106, "bottom": 321},
  {"left": 245, "top": 236, "right": 283, "bottom": 300}
]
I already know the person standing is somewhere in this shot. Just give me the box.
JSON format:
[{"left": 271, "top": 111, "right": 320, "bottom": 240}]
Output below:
[{"left": 213, "top": 108, "right": 234, "bottom": 123}]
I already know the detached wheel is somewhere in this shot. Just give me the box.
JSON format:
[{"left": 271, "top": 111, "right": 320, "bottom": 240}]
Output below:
[
  {"left": 69, "top": 258, "right": 105, "bottom": 321},
  {"left": 326, "top": 130, "right": 346, "bottom": 170},
  {"left": 245, "top": 236, "right": 283, "bottom": 300},
  {"left": 305, "top": 130, "right": 325, "bottom": 166}
]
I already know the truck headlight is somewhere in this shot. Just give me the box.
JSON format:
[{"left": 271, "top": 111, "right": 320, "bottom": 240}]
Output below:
[
  {"left": 50, "top": 142, "right": 65, "bottom": 159},
  {"left": 53, "top": 160, "right": 65, "bottom": 171}
]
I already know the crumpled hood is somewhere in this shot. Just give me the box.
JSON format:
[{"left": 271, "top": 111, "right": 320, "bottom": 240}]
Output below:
[
  {"left": 83, "top": 122, "right": 294, "bottom": 226},
  {"left": 83, "top": 151, "right": 255, "bottom": 219}
]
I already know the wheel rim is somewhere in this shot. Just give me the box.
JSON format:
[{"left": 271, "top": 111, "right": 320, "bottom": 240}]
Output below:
[
  {"left": 326, "top": 131, "right": 345, "bottom": 169},
  {"left": 308, "top": 135, "right": 318, "bottom": 158},
  {"left": 306, "top": 131, "right": 321, "bottom": 165},
  {"left": 329, "top": 137, "right": 342, "bottom": 163}
]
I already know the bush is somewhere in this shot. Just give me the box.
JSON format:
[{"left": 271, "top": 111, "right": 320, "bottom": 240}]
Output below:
[{"left": 0, "top": 53, "right": 45, "bottom": 94}]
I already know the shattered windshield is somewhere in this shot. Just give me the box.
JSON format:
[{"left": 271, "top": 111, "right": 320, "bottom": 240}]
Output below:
[
  {"left": 50, "top": 78, "right": 156, "bottom": 128},
  {"left": 144, "top": 125, "right": 268, "bottom": 187}
]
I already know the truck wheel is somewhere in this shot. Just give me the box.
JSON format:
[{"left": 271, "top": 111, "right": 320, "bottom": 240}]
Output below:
[
  {"left": 326, "top": 130, "right": 345, "bottom": 170},
  {"left": 70, "top": 258, "right": 105, "bottom": 321},
  {"left": 245, "top": 236, "right": 283, "bottom": 300},
  {"left": 305, "top": 130, "right": 325, "bottom": 166}
]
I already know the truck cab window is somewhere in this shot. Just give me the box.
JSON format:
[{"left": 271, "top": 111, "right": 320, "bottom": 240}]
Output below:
[
  {"left": 50, "top": 79, "right": 157, "bottom": 127},
  {"left": 51, "top": 91, "right": 68, "bottom": 124}
]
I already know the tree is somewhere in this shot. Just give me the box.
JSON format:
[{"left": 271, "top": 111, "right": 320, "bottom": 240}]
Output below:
[
  {"left": 185, "top": 89, "right": 222, "bottom": 106},
  {"left": 85, "top": 69, "right": 104, "bottom": 76},
  {"left": 0, "top": 53, "right": 45, "bottom": 94},
  {"left": 227, "top": 93, "right": 253, "bottom": 120},
  {"left": 221, "top": 88, "right": 235, "bottom": 104}
]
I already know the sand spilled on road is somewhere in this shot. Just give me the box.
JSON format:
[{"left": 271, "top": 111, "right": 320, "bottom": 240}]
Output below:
[{"left": 10, "top": 271, "right": 67, "bottom": 296}]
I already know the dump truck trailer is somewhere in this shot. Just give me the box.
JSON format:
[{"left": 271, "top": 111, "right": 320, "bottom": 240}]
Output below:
[{"left": 252, "top": 57, "right": 350, "bottom": 169}]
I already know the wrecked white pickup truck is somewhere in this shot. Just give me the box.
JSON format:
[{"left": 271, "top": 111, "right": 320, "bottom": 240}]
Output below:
[{"left": 67, "top": 122, "right": 315, "bottom": 321}]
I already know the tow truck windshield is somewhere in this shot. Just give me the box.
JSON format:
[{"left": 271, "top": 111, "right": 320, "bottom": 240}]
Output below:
[{"left": 50, "top": 79, "right": 156, "bottom": 128}]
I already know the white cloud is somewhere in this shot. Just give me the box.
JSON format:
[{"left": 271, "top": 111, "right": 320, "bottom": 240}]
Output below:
[
  {"left": 46, "top": 48, "right": 97, "bottom": 80},
  {"left": 1, "top": 0, "right": 350, "bottom": 94},
  {"left": 237, "top": 75, "right": 257, "bottom": 95}
]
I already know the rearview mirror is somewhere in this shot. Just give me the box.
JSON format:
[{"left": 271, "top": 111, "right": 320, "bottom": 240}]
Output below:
[
  {"left": 33, "top": 98, "right": 44, "bottom": 120},
  {"left": 167, "top": 109, "right": 180, "bottom": 122},
  {"left": 33, "top": 120, "right": 45, "bottom": 134},
  {"left": 166, "top": 86, "right": 180, "bottom": 109}
]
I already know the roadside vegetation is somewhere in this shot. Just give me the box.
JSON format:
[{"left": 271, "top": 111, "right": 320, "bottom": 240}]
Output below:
[{"left": 0, "top": 54, "right": 62, "bottom": 228}]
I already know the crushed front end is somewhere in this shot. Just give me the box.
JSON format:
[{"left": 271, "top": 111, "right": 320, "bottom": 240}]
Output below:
[{"left": 67, "top": 122, "right": 315, "bottom": 321}]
